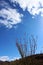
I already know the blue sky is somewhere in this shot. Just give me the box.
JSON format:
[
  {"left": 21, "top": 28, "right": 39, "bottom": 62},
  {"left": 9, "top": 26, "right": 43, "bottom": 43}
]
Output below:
[{"left": 0, "top": 0, "right": 43, "bottom": 61}]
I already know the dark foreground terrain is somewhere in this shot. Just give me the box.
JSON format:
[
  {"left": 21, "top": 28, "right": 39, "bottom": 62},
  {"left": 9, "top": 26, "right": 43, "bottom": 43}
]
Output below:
[{"left": 0, "top": 54, "right": 43, "bottom": 65}]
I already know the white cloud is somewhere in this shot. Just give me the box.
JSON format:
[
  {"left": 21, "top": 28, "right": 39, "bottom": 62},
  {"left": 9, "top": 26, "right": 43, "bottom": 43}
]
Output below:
[
  {"left": 11, "top": 0, "right": 43, "bottom": 16},
  {"left": 0, "top": 1, "right": 23, "bottom": 29},
  {"left": 1, "top": 0, "right": 43, "bottom": 29},
  {"left": 0, "top": 8, "right": 23, "bottom": 28},
  {"left": 0, "top": 56, "right": 20, "bottom": 61},
  {"left": 0, "top": 56, "right": 9, "bottom": 61}
]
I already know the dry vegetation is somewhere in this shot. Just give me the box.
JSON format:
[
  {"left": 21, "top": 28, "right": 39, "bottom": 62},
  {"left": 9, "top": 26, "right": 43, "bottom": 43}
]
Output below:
[
  {"left": 0, "top": 54, "right": 43, "bottom": 65},
  {"left": 0, "top": 35, "right": 42, "bottom": 65}
]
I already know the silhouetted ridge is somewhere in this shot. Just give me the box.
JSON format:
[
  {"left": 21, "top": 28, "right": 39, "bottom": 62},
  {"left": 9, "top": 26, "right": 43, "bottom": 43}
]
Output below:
[{"left": 0, "top": 54, "right": 43, "bottom": 65}]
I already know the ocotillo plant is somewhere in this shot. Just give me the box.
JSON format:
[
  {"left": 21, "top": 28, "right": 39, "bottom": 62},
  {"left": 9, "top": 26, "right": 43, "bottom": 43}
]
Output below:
[
  {"left": 29, "top": 35, "right": 37, "bottom": 55},
  {"left": 16, "top": 34, "right": 37, "bottom": 58},
  {"left": 16, "top": 40, "right": 25, "bottom": 58}
]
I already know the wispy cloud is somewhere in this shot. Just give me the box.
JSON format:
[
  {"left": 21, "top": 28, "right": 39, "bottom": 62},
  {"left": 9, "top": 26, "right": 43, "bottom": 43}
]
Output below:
[
  {"left": 0, "top": 56, "right": 20, "bottom": 61},
  {"left": 0, "top": 0, "right": 43, "bottom": 29},
  {"left": 0, "top": 0, "right": 10, "bottom": 9},
  {"left": 0, "top": 0, "right": 23, "bottom": 29},
  {"left": 11, "top": 0, "right": 43, "bottom": 16},
  {"left": 0, "top": 8, "right": 23, "bottom": 29}
]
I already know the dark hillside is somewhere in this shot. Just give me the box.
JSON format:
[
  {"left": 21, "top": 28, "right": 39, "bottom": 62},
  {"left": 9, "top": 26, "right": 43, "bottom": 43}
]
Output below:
[{"left": 0, "top": 54, "right": 43, "bottom": 65}]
